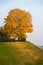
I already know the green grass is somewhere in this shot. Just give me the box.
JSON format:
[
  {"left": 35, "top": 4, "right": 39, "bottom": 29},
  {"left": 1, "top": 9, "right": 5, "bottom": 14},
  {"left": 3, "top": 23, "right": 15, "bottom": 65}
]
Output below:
[{"left": 0, "top": 42, "right": 43, "bottom": 65}]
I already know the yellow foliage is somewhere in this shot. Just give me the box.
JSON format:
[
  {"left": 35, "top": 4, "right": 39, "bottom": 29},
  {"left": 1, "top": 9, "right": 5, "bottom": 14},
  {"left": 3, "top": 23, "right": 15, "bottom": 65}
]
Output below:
[{"left": 4, "top": 8, "right": 33, "bottom": 39}]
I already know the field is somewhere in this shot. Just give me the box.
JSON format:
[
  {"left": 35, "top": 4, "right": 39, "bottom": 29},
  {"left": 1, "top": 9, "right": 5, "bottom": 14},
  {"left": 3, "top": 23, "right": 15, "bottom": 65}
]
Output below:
[{"left": 0, "top": 42, "right": 43, "bottom": 65}]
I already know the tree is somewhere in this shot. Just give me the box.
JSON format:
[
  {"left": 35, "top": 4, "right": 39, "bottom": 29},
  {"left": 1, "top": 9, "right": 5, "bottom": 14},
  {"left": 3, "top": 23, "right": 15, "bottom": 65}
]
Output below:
[
  {"left": 0, "top": 27, "right": 9, "bottom": 42},
  {"left": 4, "top": 8, "right": 33, "bottom": 41}
]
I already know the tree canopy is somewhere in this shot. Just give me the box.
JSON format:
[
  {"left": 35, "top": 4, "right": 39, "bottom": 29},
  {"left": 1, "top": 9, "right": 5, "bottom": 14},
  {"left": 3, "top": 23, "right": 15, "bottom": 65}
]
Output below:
[{"left": 4, "top": 8, "right": 33, "bottom": 41}]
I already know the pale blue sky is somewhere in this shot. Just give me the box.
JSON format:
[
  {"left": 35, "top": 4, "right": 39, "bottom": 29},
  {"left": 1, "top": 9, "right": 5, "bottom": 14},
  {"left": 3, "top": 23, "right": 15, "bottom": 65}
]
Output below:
[{"left": 0, "top": 0, "right": 43, "bottom": 46}]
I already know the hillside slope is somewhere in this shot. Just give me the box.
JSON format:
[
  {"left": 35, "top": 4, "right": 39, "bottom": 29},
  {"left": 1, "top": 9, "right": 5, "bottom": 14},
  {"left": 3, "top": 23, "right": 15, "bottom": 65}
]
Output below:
[{"left": 0, "top": 42, "right": 43, "bottom": 65}]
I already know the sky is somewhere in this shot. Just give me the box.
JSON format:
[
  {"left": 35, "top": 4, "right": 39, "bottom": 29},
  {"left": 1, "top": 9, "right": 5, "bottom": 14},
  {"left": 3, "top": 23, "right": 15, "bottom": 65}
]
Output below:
[{"left": 0, "top": 0, "right": 43, "bottom": 46}]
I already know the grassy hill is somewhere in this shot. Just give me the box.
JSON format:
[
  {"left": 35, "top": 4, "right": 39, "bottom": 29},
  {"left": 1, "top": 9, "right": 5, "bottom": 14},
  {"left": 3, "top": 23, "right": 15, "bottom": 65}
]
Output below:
[{"left": 0, "top": 42, "right": 43, "bottom": 65}]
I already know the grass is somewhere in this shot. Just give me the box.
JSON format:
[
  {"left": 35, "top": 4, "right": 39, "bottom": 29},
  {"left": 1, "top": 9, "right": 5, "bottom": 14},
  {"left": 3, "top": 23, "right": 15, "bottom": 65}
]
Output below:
[{"left": 0, "top": 42, "right": 43, "bottom": 65}]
